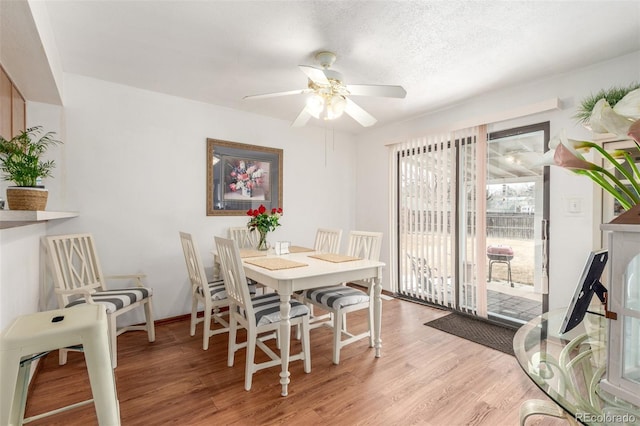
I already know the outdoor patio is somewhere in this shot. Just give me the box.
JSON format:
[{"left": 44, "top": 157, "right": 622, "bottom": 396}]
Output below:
[{"left": 487, "top": 281, "right": 542, "bottom": 323}]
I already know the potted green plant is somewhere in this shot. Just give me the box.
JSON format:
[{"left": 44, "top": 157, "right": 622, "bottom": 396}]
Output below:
[
  {"left": 574, "top": 82, "right": 640, "bottom": 125},
  {"left": 0, "top": 126, "right": 62, "bottom": 210},
  {"left": 548, "top": 83, "right": 640, "bottom": 211}
]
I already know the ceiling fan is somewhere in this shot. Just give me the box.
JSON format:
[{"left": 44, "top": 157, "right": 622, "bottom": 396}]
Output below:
[{"left": 243, "top": 51, "right": 407, "bottom": 128}]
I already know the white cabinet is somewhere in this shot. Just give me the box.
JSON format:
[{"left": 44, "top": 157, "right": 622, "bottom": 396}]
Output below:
[{"left": 600, "top": 223, "right": 640, "bottom": 407}]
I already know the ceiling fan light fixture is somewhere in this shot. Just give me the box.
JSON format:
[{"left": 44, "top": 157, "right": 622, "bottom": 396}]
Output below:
[
  {"left": 244, "top": 50, "right": 405, "bottom": 128},
  {"left": 306, "top": 93, "right": 325, "bottom": 118},
  {"left": 326, "top": 95, "right": 346, "bottom": 120}
]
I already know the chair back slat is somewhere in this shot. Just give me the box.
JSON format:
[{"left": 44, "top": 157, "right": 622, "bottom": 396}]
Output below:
[
  {"left": 46, "top": 233, "right": 105, "bottom": 307},
  {"left": 179, "top": 232, "right": 211, "bottom": 308},
  {"left": 347, "top": 231, "right": 383, "bottom": 261},
  {"left": 314, "top": 228, "right": 342, "bottom": 254},
  {"left": 228, "top": 226, "right": 258, "bottom": 249},
  {"left": 214, "top": 236, "right": 255, "bottom": 327}
]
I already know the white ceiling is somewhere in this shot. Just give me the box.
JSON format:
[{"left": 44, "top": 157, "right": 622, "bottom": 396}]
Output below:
[{"left": 35, "top": 0, "right": 640, "bottom": 134}]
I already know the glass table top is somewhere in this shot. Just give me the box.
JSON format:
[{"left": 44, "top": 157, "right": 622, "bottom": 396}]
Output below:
[{"left": 513, "top": 308, "right": 640, "bottom": 425}]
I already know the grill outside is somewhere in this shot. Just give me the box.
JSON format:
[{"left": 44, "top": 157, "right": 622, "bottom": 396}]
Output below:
[{"left": 486, "top": 245, "right": 514, "bottom": 261}]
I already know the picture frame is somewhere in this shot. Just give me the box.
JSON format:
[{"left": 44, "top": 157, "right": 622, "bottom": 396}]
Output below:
[{"left": 206, "top": 138, "right": 283, "bottom": 216}]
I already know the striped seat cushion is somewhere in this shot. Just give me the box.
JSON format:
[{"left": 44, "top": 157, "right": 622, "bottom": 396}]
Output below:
[
  {"left": 304, "top": 286, "right": 369, "bottom": 310},
  {"left": 241, "top": 293, "right": 309, "bottom": 326},
  {"left": 197, "top": 279, "right": 256, "bottom": 301},
  {"left": 65, "top": 287, "right": 152, "bottom": 314},
  {"left": 198, "top": 279, "right": 227, "bottom": 301}
]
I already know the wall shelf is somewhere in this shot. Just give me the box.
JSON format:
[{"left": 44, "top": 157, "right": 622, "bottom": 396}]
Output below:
[{"left": 0, "top": 211, "right": 79, "bottom": 229}]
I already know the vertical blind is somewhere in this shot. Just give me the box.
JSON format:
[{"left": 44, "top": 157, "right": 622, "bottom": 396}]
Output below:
[{"left": 391, "top": 126, "right": 485, "bottom": 314}]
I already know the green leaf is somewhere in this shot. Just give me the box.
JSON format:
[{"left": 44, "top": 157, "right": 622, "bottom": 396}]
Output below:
[{"left": 0, "top": 126, "right": 62, "bottom": 186}]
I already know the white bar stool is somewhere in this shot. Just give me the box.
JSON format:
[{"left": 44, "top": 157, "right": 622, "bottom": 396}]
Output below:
[{"left": 0, "top": 305, "right": 120, "bottom": 425}]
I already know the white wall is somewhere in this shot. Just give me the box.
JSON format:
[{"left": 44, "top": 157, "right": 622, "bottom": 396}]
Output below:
[
  {"left": 0, "top": 223, "right": 47, "bottom": 327},
  {"left": 0, "top": 102, "right": 65, "bottom": 329},
  {"left": 20, "top": 73, "right": 356, "bottom": 324},
  {"left": 354, "top": 50, "right": 640, "bottom": 310}
]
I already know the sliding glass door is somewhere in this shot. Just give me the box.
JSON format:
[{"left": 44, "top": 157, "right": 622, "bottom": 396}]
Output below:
[
  {"left": 484, "top": 123, "right": 549, "bottom": 324},
  {"left": 395, "top": 123, "right": 549, "bottom": 324}
]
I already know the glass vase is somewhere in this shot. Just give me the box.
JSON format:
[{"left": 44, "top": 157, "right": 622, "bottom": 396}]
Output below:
[{"left": 257, "top": 230, "right": 269, "bottom": 251}]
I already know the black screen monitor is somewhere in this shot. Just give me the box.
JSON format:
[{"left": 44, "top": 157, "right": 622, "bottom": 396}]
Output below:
[{"left": 559, "top": 249, "right": 608, "bottom": 334}]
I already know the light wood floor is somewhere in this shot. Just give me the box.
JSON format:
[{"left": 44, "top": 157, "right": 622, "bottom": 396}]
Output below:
[{"left": 24, "top": 297, "right": 566, "bottom": 425}]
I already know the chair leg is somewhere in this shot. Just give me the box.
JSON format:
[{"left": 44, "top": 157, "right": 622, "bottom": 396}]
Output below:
[
  {"left": 301, "top": 316, "right": 311, "bottom": 373},
  {"left": 368, "top": 304, "right": 374, "bottom": 348},
  {"left": 190, "top": 296, "right": 198, "bottom": 336},
  {"left": 294, "top": 293, "right": 308, "bottom": 340},
  {"left": 212, "top": 307, "right": 220, "bottom": 324},
  {"left": 202, "top": 307, "right": 212, "bottom": 351},
  {"left": 332, "top": 310, "right": 343, "bottom": 365},
  {"left": 228, "top": 315, "right": 237, "bottom": 367},
  {"left": 144, "top": 299, "right": 155, "bottom": 342},
  {"left": 108, "top": 314, "right": 118, "bottom": 369},
  {"left": 244, "top": 328, "right": 257, "bottom": 391}
]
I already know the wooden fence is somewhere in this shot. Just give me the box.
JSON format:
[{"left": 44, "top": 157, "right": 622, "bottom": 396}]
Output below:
[
  {"left": 486, "top": 212, "right": 534, "bottom": 239},
  {"left": 404, "top": 210, "right": 534, "bottom": 240}
]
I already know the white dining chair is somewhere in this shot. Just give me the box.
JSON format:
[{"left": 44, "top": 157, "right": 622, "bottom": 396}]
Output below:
[
  {"left": 314, "top": 228, "right": 343, "bottom": 253},
  {"left": 227, "top": 226, "right": 270, "bottom": 293},
  {"left": 303, "top": 230, "right": 383, "bottom": 364},
  {"left": 46, "top": 233, "right": 156, "bottom": 368},
  {"left": 214, "top": 236, "right": 311, "bottom": 391},
  {"left": 293, "top": 228, "right": 344, "bottom": 336},
  {"left": 179, "top": 231, "right": 230, "bottom": 350},
  {"left": 227, "top": 226, "right": 258, "bottom": 249}
]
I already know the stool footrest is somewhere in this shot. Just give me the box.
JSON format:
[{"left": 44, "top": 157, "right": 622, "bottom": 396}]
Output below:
[{"left": 23, "top": 399, "right": 94, "bottom": 424}]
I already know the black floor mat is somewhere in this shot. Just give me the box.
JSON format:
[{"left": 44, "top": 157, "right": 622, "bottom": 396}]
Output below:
[{"left": 425, "top": 312, "right": 516, "bottom": 355}]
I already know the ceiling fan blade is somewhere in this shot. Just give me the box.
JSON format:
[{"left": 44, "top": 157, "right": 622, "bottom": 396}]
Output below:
[
  {"left": 346, "top": 84, "right": 407, "bottom": 98},
  {"left": 299, "top": 65, "right": 330, "bottom": 86},
  {"left": 345, "top": 98, "right": 377, "bottom": 127},
  {"left": 244, "top": 88, "right": 312, "bottom": 100},
  {"left": 291, "top": 107, "right": 312, "bottom": 127}
]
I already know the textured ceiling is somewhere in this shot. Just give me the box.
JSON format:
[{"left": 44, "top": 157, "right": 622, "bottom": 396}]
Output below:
[{"left": 42, "top": 0, "right": 640, "bottom": 134}]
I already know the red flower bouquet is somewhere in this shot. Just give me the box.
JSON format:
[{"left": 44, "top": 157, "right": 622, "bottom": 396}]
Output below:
[{"left": 247, "top": 204, "right": 283, "bottom": 250}]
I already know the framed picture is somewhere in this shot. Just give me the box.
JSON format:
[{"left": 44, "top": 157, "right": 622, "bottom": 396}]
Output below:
[{"left": 207, "top": 138, "right": 283, "bottom": 216}]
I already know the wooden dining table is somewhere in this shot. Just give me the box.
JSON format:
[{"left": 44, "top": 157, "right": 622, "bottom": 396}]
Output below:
[{"left": 232, "top": 246, "right": 385, "bottom": 396}]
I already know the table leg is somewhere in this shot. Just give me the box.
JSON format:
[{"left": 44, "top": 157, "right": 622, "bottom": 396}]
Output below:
[
  {"left": 373, "top": 272, "right": 382, "bottom": 358},
  {"left": 278, "top": 292, "right": 292, "bottom": 396}
]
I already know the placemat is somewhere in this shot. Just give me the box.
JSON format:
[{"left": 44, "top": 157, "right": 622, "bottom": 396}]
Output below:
[
  {"left": 309, "top": 253, "right": 361, "bottom": 263},
  {"left": 288, "top": 245, "right": 315, "bottom": 253},
  {"left": 243, "top": 257, "right": 308, "bottom": 270},
  {"left": 239, "top": 249, "right": 268, "bottom": 259}
]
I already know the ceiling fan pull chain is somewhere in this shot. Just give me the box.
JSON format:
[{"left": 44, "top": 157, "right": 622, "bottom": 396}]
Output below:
[{"left": 324, "top": 123, "right": 328, "bottom": 167}]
